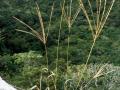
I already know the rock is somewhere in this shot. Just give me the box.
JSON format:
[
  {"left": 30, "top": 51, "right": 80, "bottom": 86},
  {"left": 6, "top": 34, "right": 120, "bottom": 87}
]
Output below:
[{"left": 0, "top": 76, "right": 17, "bottom": 90}]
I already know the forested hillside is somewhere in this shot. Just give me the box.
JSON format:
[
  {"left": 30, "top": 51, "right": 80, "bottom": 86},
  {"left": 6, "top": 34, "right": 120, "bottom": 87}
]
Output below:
[{"left": 0, "top": 0, "right": 120, "bottom": 89}]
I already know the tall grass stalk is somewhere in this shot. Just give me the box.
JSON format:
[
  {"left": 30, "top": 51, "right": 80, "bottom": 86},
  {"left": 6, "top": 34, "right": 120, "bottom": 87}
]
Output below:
[
  {"left": 66, "top": 0, "right": 73, "bottom": 79},
  {"left": 64, "top": 0, "right": 81, "bottom": 79},
  {"left": 76, "top": 0, "right": 115, "bottom": 89},
  {"left": 55, "top": 0, "right": 65, "bottom": 90},
  {"left": 62, "top": 0, "right": 82, "bottom": 89},
  {"left": 54, "top": 0, "right": 81, "bottom": 88},
  {"left": 35, "top": 2, "right": 49, "bottom": 69}
]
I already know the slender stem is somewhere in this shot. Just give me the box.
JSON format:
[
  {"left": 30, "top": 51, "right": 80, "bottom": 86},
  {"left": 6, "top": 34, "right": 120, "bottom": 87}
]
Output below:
[
  {"left": 44, "top": 44, "right": 48, "bottom": 69},
  {"left": 86, "top": 37, "right": 97, "bottom": 66},
  {"left": 56, "top": 0, "right": 65, "bottom": 75},
  {"left": 55, "top": 1, "right": 65, "bottom": 90},
  {"left": 98, "top": 0, "right": 107, "bottom": 33},
  {"left": 56, "top": 16, "right": 62, "bottom": 75},
  {"left": 39, "top": 73, "right": 42, "bottom": 90},
  {"left": 66, "top": 26, "right": 71, "bottom": 79},
  {"left": 79, "top": 0, "right": 95, "bottom": 39},
  {"left": 66, "top": 0, "right": 72, "bottom": 79},
  {"left": 97, "top": 0, "right": 115, "bottom": 36},
  {"left": 55, "top": 10, "right": 62, "bottom": 90},
  {"left": 88, "top": 0, "right": 96, "bottom": 28},
  {"left": 76, "top": 36, "right": 97, "bottom": 90},
  {"left": 47, "top": 2, "right": 55, "bottom": 38}
]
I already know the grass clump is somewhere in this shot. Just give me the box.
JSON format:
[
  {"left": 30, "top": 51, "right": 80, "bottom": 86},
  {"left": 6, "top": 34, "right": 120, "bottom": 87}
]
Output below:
[{"left": 12, "top": 0, "right": 117, "bottom": 90}]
